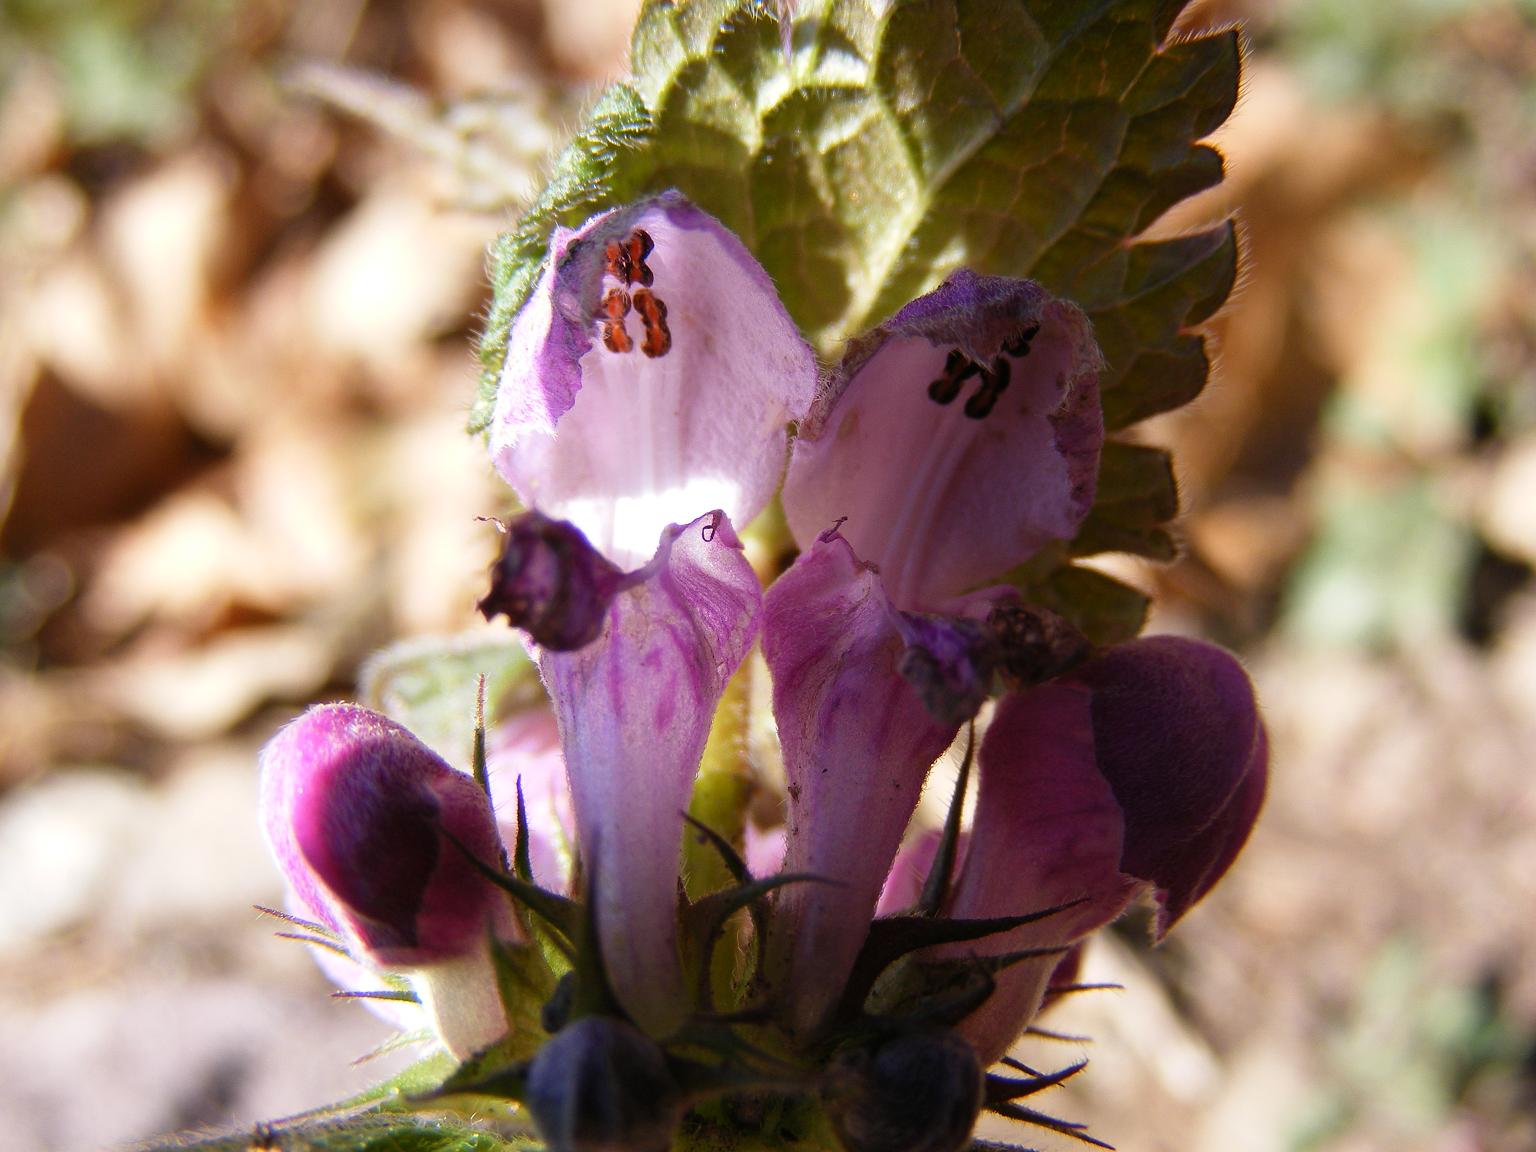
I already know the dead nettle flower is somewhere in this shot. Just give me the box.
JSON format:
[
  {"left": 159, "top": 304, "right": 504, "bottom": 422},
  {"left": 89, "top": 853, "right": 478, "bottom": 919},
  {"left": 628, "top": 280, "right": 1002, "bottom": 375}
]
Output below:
[
  {"left": 933, "top": 635, "right": 1269, "bottom": 1066},
  {"left": 762, "top": 271, "right": 1108, "bottom": 1039},
  {"left": 258, "top": 704, "right": 513, "bottom": 1058},
  {"left": 484, "top": 190, "right": 817, "bottom": 1035},
  {"left": 250, "top": 189, "right": 1267, "bottom": 1152}
]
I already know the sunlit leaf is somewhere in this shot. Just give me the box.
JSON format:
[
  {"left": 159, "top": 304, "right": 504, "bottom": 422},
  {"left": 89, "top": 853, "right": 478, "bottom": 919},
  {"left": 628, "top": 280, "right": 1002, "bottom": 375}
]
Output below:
[{"left": 473, "top": 0, "right": 1239, "bottom": 607}]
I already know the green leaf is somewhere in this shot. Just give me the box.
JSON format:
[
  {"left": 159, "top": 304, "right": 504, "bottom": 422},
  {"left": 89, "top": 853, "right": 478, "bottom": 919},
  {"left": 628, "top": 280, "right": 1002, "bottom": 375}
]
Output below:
[
  {"left": 473, "top": 0, "right": 1239, "bottom": 604},
  {"left": 1072, "top": 439, "right": 1179, "bottom": 561},
  {"left": 151, "top": 1113, "right": 534, "bottom": 1152},
  {"left": 1011, "top": 558, "right": 1150, "bottom": 646},
  {"left": 358, "top": 634, "right": 543, "bottom": 772}
]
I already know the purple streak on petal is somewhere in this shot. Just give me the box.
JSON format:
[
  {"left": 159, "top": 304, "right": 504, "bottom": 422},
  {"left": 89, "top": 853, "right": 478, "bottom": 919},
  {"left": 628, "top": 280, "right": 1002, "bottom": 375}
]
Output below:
[
  {"left": 944, "top": 686, "right": 1133, "bottom": 1066},
  {"left": 1066, "top": 636, "right": 1266, "bottom": 937},
  {"left": 540, "top": 511, "right": 761, "bottom": 1034},
  {"left": 491, "top": 192, "right": 818, "bottom": 567},
  {"left": 761, "top": 532, "right": 958, "bottom": 1039},
  {"left": 259, "top": 704, "right": 509, "bottom": 969},
  {"left": 783, "top": 270, "right": 1103, "bottom": 609}
]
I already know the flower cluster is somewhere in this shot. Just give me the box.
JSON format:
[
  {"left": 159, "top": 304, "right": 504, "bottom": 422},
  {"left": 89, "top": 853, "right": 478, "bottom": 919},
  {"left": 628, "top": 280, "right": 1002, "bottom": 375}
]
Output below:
[{"left": 259, "top": 192, "right": 1267, "bottom": 1152}]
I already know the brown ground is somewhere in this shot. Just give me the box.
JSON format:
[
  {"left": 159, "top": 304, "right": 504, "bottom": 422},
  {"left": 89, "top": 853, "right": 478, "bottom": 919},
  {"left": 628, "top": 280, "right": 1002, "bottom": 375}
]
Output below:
[{"left": 2, "top": 2, "right": 1533, "bottom": 1150}]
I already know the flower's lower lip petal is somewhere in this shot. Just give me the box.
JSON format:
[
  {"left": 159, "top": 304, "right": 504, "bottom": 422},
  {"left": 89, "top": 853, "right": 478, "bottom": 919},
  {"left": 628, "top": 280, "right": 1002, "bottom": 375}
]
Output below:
[
  {"left": 491, "top": 192, "right": 817, "bottom": 568},
  {"left": 540, "top": 511, "right": 761, "bottom": 1035},
  {"left": 782, "top": 270, "right": 1103, "bottom": 609},
  {"left": 943, "top": 684, "right": 1132, "bottom": 1067},
  {"left": 761, "top": 532, "right": 959, "bottom": 1040},
  {"left": 1068, "top": 635, "right": 1267, "bottom": 934}
]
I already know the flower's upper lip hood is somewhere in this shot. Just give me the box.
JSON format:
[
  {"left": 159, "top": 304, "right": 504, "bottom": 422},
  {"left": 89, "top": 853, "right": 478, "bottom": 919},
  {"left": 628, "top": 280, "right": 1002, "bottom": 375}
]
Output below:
[
  {"left": 489, "top": 191, "right": 818, "bottom": 568},
  {"left": 783, "top": 269, "right": 1104, "bottom": 611}
]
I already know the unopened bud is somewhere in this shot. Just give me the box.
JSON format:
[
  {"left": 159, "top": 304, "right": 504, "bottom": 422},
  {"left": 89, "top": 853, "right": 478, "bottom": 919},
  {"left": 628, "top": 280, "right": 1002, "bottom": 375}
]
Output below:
[
  {"left": 823, "top": 1029, "right": 983, "bottom": 1152},
  {"left": 524, "top": 1016, "right": 683, "bottom": 1152},
  {"left": 478, "top": 512, "right": 627, "bottom": 651}
]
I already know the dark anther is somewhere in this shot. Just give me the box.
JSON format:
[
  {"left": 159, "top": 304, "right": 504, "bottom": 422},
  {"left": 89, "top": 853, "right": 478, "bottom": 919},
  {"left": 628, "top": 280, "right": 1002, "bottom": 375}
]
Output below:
[
  {"left": 701, "top": 511, "right": 721, "bottom": 543},
  {"left": 626, "top": 229, "right": 656, "bottom": 287},
  {"left": 987, "top": 603, "right": 1090, "bottom": 688},
  {"left": 598, "top": 286, "right": 635, "bottom": 355},
  {"left": 1002, "top": 323, "right": 1040, "bottom": 358},
  {"left": 603, "top": 239, "right": 632, "bottom": 285},
  {"left": 633, "top": 287, "right": 672, "bottom": 358},
  {"left": 963, "top": 357, "right": 1011, "bottom": 420},
  {"left": 928, "top": 349, "right": 979, "bottom": 405}
]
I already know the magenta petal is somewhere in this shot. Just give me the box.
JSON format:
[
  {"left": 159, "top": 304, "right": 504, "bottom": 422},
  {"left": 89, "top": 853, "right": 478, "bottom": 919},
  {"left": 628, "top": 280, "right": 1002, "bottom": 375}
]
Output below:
[
  {"left": 782, "top": 270, "right": 1103, "bottom": 609},
  {"left": 1066, "top": 636, "right": 1266, "bottom": 937},
  {"left": 491, "top": 192, "right": 818, "bottom": 567},
  {"left": 944, "top": 686, "right": 1133, "bottom": 1067},
  {"left": 540, "top": 511, "right": 761, "bottom": 1034},
  {"left": 259, "top": 704, "right": 509, "bottom": 969},
  {"left": 762, "top": 532, "right": 958, "bottom": 1038}
]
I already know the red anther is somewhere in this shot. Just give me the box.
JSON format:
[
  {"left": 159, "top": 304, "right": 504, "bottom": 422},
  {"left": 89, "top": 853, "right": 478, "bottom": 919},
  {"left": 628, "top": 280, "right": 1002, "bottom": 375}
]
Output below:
[
  {"left": 604, "top": 238, "right": 632, "bottom": 285},
  {"left": 601, "top": 319, "right": 634, "bottom": 354},
  {"left": 602, "top": 286, "right": 632, "bottom": 319},
  {"left": 633, "top": 288, "right": 672, "bottom": 358},
  {"left": 625, "top": 229, "right": 656, "bottom": 287}
]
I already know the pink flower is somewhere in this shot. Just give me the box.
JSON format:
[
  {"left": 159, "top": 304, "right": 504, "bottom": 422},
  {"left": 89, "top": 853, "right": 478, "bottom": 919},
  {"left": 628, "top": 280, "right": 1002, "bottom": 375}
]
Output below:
[
  {"left": 940, "top": 636, "right": 1268, "bottom": 1064},
  {"left": 761, "top": 271, "right": 1106, "bottom": 1039}
]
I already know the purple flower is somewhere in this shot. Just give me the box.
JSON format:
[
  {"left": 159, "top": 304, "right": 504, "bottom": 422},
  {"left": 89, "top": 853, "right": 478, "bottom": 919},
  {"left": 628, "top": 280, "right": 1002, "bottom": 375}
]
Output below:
[
  {"left": 259, "top": 704, "right": 513, "bottom": 1057},
  {"left": 939, "top": 636, "right": 1268, "bottom": 1064},
  {"left": 783, "top": 269, "right": 1103, "bottom": 613},
  {"left": 263, "top": 194, "right": 1268, "bottom": 1136},
  {"left": 760, "top": 271, "right": 1105, "bottom": 1039}
]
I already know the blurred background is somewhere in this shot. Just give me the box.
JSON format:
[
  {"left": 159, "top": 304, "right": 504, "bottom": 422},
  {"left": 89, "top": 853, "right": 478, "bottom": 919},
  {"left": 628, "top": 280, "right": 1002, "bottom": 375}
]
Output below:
[{"left": 1, "top": 1, "right": 1533, "bottom": 1149}]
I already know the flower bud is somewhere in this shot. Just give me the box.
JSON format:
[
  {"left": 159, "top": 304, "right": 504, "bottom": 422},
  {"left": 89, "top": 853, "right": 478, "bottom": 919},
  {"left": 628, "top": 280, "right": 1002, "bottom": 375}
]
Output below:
[
  {"left": 478, "top": 511, "right": 628, "bottom": 651},
  {"left": 260, "top": 704, "right": 508, "bottom": 969},
  {"left": 259, "top": 704, "right": 513, "bottom": 1057},
  {"left": 823, "top": 1029, "right": 984, "bottom": 1152},
  {"left": 524, "top": 1016, "right": 683, "bottom": 1152}
]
